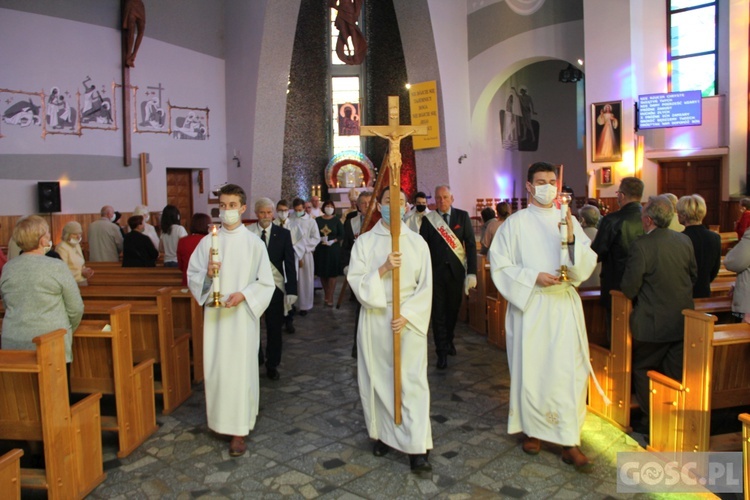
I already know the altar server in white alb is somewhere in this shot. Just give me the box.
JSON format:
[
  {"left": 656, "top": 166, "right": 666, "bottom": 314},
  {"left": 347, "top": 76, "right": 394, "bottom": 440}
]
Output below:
[
  {"left": 187, "top": 183, "right": 275, "bottom": 457},
  {"left": 489, "top": 162, "right": 599, "bottom": 470},
  {"left": 291, "top": 197, "right": 321, "bottom": 315},
  {"left": 347, "top": 188, "right": 433, "bottom": 473}
]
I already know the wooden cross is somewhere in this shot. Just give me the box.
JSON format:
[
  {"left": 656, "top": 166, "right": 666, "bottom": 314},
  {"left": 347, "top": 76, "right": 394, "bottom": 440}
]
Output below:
[{"left": 360, "top": 96, "right": 427, "bottom": 425}]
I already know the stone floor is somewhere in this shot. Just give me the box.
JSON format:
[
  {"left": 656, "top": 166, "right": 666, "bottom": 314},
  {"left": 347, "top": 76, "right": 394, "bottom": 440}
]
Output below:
[{"left": 17, "top": 282, "right": 725, "bottom": 499}]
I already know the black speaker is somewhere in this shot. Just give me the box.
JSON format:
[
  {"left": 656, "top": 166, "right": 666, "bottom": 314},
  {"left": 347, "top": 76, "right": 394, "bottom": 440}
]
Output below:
[{"left": 37, "top": 181, "right": 61, "bottom": 213}]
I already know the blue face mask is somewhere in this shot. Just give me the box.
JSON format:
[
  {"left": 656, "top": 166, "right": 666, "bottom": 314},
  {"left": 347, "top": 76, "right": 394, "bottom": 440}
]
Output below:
[
  {"left": 295, "top": 210, "right": 305, "bottom": 217},
  {"left": 380, "top": 204, "right": 405, "bottom": 224}
]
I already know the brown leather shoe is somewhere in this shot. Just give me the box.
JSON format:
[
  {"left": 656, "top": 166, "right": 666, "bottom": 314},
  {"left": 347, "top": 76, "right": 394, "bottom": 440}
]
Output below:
[
  {"left": 522, "top": 436, "right": 541, "bottom": 455},
  {"left": 229, "top": 436, "right": 246, "bottom": 457},
  {"left": 562, "top": 446, "right": 591, "bottom": 470}
]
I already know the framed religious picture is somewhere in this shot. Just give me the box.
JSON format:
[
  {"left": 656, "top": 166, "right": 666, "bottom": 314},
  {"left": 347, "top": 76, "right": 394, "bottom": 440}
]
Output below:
[
  {"left": 591, "top": 100, "right": 622, "bottom": 163},
  {"left": 170, "top": 103, "right": 209, "bottom": 140},
  {"left": 598, "top": 166, "right": 613, "bottom": 186}
]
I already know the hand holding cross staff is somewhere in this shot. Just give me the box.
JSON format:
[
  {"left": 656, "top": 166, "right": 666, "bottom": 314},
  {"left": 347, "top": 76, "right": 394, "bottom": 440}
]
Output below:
[{"left": 360, "top": 96, "right": 427, "bottom": 425}]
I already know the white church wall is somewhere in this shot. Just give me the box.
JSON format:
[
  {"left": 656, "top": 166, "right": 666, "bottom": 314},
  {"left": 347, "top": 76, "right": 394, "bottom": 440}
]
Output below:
[
  {"left": 426, "top": 0, "right": 472, "bottom": 207},
  {"left": 0, "top": 6, "right": 227, "bottom": 217},
  {"left": 468, "top": 20, "right": 585, "bottom": 203}
]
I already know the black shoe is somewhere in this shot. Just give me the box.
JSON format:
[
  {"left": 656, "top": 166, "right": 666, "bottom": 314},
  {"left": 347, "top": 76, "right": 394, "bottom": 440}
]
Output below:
[
  {"left": 266, "top": 368, "right": 280, "bottom": 380},
  {"left": 285, "top": 321, "right": 296, "bottom": 334},
  {"left": 299, "top": 310, "right": 308, "bottom": 317},
  {"left": 372, "top": 440, "right": 389, "bottom": 457},
  {"left": 409, "top": 454, "right": 432, "bottom": 473},
  {"left": 436, "top": 354, "right": 448, "bottom": 370},
  {"left": 351, "top": 346, "right": 358, "bottom": 359},
  {"left": 448, "top": 343, "right": 457, "bottom": 356}
]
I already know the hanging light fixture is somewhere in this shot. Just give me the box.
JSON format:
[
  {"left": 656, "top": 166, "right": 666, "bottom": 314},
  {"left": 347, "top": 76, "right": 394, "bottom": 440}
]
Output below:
[{"left": 559, "top": 64, "right": 584, "bottom": 83}]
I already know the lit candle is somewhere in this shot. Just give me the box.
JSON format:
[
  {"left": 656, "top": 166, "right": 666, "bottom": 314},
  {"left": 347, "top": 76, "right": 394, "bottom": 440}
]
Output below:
[
  {"left": 337, "top": 181, "right": 340, "bottom": 188},
  {"left": 361, "top": 181, "right": 365, "bottom": 187},
  {"left": 211, "top": 225, "right": 220, "bottom": 293}
]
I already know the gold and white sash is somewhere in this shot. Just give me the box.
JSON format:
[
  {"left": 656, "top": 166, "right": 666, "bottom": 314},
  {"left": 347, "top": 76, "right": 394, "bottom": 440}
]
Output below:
[{"left": 425, "top": 211, "right": 467, "bottom": 272}]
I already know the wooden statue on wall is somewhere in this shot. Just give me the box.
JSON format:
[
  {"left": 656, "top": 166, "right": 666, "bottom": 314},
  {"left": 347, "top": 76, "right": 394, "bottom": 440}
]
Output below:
[
  {"left": 329, "top": 0, "right": 366, "bottom": 65},
  {"left": 122, "top": 0, "right": 146, "bottom": 68}
]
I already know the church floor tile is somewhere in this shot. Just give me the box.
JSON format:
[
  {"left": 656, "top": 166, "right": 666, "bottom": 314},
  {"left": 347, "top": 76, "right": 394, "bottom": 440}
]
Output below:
[{"left": 13, "top": 282, "right": 721, "bottom": 499}]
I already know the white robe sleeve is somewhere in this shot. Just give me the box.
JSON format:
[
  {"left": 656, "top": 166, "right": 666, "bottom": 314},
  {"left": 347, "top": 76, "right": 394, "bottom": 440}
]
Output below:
[
  {"left": 304, "top": 220, "right": 321, "bottom": 253},
  {"left": 239, "top": 239, "right": 275, "bottom": 319},
  {"left": 399, "top": 239, "right": 432, "bottom": 337},
  {"left": 187, "top": 237, "right": 212, "bottom": 305},
  {"left": 489, "top": 220, "right": 539, "bottom": 312},
  {"left": 347, "top": 236, "right": 387, "bottom": 310},
  {"left": 565, "top": 219, "right": 598, "bottom": 286}
]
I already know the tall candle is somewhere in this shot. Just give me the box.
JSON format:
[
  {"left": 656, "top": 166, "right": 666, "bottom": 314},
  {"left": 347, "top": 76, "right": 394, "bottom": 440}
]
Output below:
[
  {"left": 211, "top": 225, "right": 220, "bottom": 293},
  {"left": 560, "top": 199, "right": 569, "bottom": 268}
]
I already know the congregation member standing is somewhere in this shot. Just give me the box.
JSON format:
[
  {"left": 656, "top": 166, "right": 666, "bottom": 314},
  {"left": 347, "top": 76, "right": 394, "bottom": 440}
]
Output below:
[
  {"left": 620, "top": 195, "right": 696, "bottom": 435},
  {"left": 590, "top": 177, "right": 644, "bottom": 342},
  {"left": 309, "top": 195, "right": 323, "bottom": 218},
  {"left": 489, "top": 162, "right": 598, "bottom": 469},
  {"left": 735, "top": 198, "right": 750, "bottom": 239},
  {"left": 479, "top": 201, "right": 511, "bottom": 258},
  {"left": 1, "top": 216, "right": 83, "bottom": 363},
  {"left": 187, "top": 184, "right": 275, "bottom": 457},
  {"left": 578, "top": 204, "right": 602, "bottom": 288},
  {"left": 419, "top": 184, "right": 477, "bottom": 370},
  {"left": 122, "top": 215, "right": 159, "bottom": 267},
  {"left": 314, "top": 200, "right": 343, "bottom": 307},
  {"left": 88, "top": 205, "right": 124, "bottom": 262},
  {"left": 724, "top": 227, "right": 750, "bottom": 324},
  {"left": 177, "top": 213, "right": 211, "bottom": 286},
  {"left": 248, "top": 198, "right": 297, "bottom": 380},
  {"left": 133, "top": 205, "right": 159, "bottom": 249},
  {"left": 160, "top": 204, "right": 188, "bottom": 267},
  {"left": 292, "top": 198, "right": 321, "bottom": 315},
  {"left": 348, "top": 189, "right": 433, "bottom": 473},
  {"left": 56, "top": 221, "right": 94, "bottom": 286},
  {"left": 676, "top": 194, "right": 721, "bottom": 298}
]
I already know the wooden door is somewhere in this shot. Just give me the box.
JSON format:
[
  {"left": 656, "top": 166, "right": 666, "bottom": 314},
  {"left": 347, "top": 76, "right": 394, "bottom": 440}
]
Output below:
[
  {"left": 166, "top": 169, "right": 193, "bottom": 231},
  {"left": 659, "top": 159, "right": 721, "bottom": 227}
]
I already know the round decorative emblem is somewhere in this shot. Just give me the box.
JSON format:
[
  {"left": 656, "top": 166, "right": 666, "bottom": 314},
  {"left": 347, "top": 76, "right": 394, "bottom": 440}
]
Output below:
[{"left": 506, "top": 0, "right": 546, "bottom": 16}]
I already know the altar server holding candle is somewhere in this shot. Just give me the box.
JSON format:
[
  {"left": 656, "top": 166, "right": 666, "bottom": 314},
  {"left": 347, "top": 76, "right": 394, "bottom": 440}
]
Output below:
[{"left": 187, "top": 184, "right": 275, "bottom": 457}]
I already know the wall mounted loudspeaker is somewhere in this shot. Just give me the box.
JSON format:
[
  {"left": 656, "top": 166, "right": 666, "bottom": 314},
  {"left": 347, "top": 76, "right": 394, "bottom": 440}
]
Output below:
[{"left": 38, "top": 181, "right": 61, "bottom": 213}]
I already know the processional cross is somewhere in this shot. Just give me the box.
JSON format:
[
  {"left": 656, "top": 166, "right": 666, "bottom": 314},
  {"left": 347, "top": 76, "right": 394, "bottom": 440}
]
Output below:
[{"left": 360, "top": 96, "right": 427, "bottom": 425}]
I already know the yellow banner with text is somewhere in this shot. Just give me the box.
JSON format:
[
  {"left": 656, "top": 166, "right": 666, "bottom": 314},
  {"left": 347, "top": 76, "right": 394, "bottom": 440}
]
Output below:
[{"left": 408, "top": 81, "right": 440, "bottom": 150}]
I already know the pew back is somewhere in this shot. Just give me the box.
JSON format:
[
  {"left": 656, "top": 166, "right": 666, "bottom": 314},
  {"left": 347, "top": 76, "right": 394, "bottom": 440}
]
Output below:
[{"left": 0, "top": 449, "right": 22, "bottom": 500}]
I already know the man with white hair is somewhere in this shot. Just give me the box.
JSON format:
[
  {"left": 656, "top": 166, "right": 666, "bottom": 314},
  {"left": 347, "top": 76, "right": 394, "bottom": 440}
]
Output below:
[
  {"left": 133, "top": 204, "right": 159, "bottom": 249},
  {"left": 247, "top": 197, "right": 297, "bottom": 380},
  {"left": 88, "top": 205, "right": 124, "bottom": 262},
  {"left": 309, "top": 195, "right": 322, "bottom": 218}
]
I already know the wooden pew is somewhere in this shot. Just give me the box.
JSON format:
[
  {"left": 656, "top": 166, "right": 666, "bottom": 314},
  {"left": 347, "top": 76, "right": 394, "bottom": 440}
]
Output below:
[
  {"left": 70, "top": 305, "right": 158, "bottom": 458},
  {"left": 587, "top": 291, "right": 734, "bottom": 432},
  {"left": 82, "top": 293, "right": 192, "bottom": 415},
  {"left": 741, "top": 413, "right": 750, "bottom": 500},
  {"left": 647, "top": 311, "right": 750, "bottom": 453},
  {"left": 467, "top": 254, "right": 488, "bottom": 335},
  {"left": 485, "top": 262, "right": 507, "bottom": 349},
  {"left": 79, "top": 285, "right": 204, "bottom": 383},
  {"left": 588, "top": 291, "right": 633, "bottom": 432},
  {"left": 0, "top": 449, "right": 23, "bottom": 500},
  {"left": 0, "top": 329, "right": 106, "bottom": 499},
  {"left": 87, "top": 267, "right": 183, "bottom": 287}
]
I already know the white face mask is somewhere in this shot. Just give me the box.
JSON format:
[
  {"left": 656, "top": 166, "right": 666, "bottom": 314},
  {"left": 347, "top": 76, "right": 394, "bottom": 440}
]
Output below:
[
  {"left": 142, "top": 214, "right": 149, "bottom": 223},
  {"left": 295, "top": 210, "right": 305, "bottom": 217},
  {"left": 532, "top": 184, "right": 557, "bottom": 206},
  {"left": 109, "top": 214, "right": 116, "bottom": 222},
  {"left": 278, "top": 210, "right": 289, "bottom": 221},
  {"left": 69, "top": 237, "right": 81, "bottom": 246},
  {"left": 219, "top": 209, "right": 241, "bottom": 226},
  {"left": 324, "top": 207, "right": 334, "bottom": 216}
]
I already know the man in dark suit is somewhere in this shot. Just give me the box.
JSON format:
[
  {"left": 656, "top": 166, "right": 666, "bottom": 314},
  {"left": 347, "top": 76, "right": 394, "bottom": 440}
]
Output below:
[
  {"left": 420, "top": 185, "right": 478, "bottom": 369},
  {"left": 621, "top": 195, "right": 696, "bottom": 432},
  {"left": 249, "top": 198, "right": 298, "bottom": 380},
  {"left": 341, "top": 191, "right": 372, "bottom": 359},
  {"left": 591, "top": 176, "right": 644, "bottom": 343}
]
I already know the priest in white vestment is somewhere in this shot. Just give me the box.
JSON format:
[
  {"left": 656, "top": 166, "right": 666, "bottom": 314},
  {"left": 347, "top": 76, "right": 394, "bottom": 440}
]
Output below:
[
  {"left": 291, "top": 198, "right": 321, "bottom": 314},
  {"left": 187, "top": 184, "right": 275, "bottom": 457},
  {"left": 489, "top": 162, "right": 598, "bottom": 470},
  {"left": 347, "top": 189, "right": 434, "bottom": 473}
]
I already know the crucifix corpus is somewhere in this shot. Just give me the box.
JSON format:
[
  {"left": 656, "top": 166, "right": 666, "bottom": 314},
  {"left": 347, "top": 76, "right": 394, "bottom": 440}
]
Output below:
[
  {"left": 121, "top": 0, "right": 146, "bottom": 166},
  {"left": 360, "top": 96, "right": 427, "bottom": 425}
]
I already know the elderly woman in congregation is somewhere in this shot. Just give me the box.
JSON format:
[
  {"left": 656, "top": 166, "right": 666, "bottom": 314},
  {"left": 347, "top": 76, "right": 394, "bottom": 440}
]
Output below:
[{"left": 0, "top": 215, "right": 83, "bottom": 363}]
